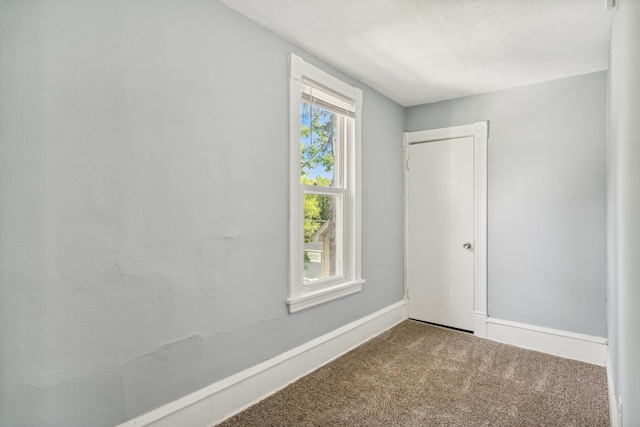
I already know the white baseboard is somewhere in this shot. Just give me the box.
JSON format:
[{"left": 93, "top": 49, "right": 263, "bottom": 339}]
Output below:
[
  {"left": 606, "top": 345, "right": 621, "bottom": 427},
  {"left": 485, "top": 317, "right": 607, "bottom": 366},
  {"left": 117, "top": 300, "right": 408, "bottom": 427}
]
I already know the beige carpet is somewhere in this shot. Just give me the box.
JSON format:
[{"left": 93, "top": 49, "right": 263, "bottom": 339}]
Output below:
[{"left": 219, "top": 320, "right": 609, "bottom": 426}]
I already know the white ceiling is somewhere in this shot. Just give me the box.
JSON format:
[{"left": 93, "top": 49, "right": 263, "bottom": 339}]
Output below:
[{"left": 218, "top": 0, "right": 612, "bottom": 107}]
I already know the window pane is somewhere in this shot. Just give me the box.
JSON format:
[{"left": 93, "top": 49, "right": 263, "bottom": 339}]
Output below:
[
  {"left": 300, "top": 101, "right": 338, "bottom": 187},
  {"left": 303, "top": 193, "right": 342, "bottom": 284}
]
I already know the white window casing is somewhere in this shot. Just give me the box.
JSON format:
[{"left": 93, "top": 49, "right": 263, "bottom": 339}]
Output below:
[{"left": 287, "top": 53, "right": 364, "bottom": 313}]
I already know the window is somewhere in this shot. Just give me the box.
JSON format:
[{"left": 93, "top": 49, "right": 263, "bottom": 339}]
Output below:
[{"left": 287, "top": 53, "right": 364, "bottom": 313}]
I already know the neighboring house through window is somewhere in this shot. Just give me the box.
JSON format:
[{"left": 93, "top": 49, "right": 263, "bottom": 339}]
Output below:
[{"left": 287, "top": 53, "right": 364, "bottom": 313}]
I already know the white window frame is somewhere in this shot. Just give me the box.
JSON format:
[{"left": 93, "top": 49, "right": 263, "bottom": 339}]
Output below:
[{"left": 287, "top": 53, "right": 364, "bottom": 313}]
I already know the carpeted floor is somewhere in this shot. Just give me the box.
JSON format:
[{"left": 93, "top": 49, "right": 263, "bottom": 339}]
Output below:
[{"left": 218, "top": 320, "right": 609, "bottom": 426}]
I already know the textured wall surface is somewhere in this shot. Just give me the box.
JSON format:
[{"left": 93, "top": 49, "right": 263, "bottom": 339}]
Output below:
[
  {"left": 0, "top": 1, "right": 405, "bottom": 425},
  {"left": 406, "top": 72, "right": 608, "bottom": 337}
]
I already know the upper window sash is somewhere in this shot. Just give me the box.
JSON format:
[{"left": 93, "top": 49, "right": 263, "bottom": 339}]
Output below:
[
  {"left": 301, "top": 185, "right": 345, "bottom": 196},
  {"left": 300, "top": 102, "right": 345, "bottom": 189}
]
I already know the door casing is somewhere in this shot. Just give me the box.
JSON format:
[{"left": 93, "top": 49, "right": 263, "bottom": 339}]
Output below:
[{"left": 403, "top": 122, "right": 489, "bottom": 338}]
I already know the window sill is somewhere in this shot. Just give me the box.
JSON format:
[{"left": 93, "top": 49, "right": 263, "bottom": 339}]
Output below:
[{"left": 287, "top": 279, "right": 365, "bottom": 313}]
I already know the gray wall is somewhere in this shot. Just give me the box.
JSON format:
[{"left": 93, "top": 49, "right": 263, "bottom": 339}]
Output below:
[
  {"left": 406, "top": 72, "right": 608, "bottom": 337},
  {"left": 608, "top": 1, "right": 640, "bottom": 424},
  {"left": 0, "top": 1, "right": 405, "bottom": 426}
]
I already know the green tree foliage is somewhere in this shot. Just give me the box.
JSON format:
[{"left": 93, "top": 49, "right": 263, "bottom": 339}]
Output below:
[
  {"left": 300, "top": 102, "right": 336, "bottom": 176},
  {"left": 300, "top": 101, "right": 336, "bottom": 244},
  {"left": 301, "top": 102, "right": 338, "bottom": 275},
  {"left": 302, "top": 177, "right": 331, "bottom": 243}
]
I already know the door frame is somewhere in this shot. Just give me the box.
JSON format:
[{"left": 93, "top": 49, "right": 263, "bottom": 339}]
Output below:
[{"left": 403, "top": 121, "right": 489, "bottom": 338}]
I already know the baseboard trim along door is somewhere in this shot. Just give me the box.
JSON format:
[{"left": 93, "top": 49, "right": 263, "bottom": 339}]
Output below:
[
  {"left": 116, "top": 300, "right": 408, "bottom": 427},
  {"left": 486, "top": 317, "right": 607, "bottom": 366}
]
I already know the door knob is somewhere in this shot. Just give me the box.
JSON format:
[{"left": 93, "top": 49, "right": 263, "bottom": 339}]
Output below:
[{"left": 463, "top": 242, "right": 472, "bottom": 250}]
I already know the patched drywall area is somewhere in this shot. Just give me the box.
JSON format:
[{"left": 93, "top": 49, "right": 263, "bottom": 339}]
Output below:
[
  {"left": 0, "top": 1, "right": 405, "bottom": 425},
  {"left": 406, "top": 72, "right": 608, "bottom": 338}
]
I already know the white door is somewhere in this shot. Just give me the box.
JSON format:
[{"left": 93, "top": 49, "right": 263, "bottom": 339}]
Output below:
[{"left": 408, "top": 136, "right": 475, "bottom": 331}]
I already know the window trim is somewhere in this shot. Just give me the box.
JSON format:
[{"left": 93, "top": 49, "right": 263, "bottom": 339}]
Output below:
[{"left": 287, "top": 53, "right": 364, "bottom": 313}]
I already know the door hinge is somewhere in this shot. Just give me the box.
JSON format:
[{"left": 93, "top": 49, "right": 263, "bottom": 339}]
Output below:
[{"left": 406, "top": 287, "right": 410, "bottom": 299}]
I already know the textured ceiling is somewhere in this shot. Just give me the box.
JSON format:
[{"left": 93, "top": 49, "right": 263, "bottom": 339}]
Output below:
[{"left": 218, "top": 0, "right": 611, "bottom": 106}]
